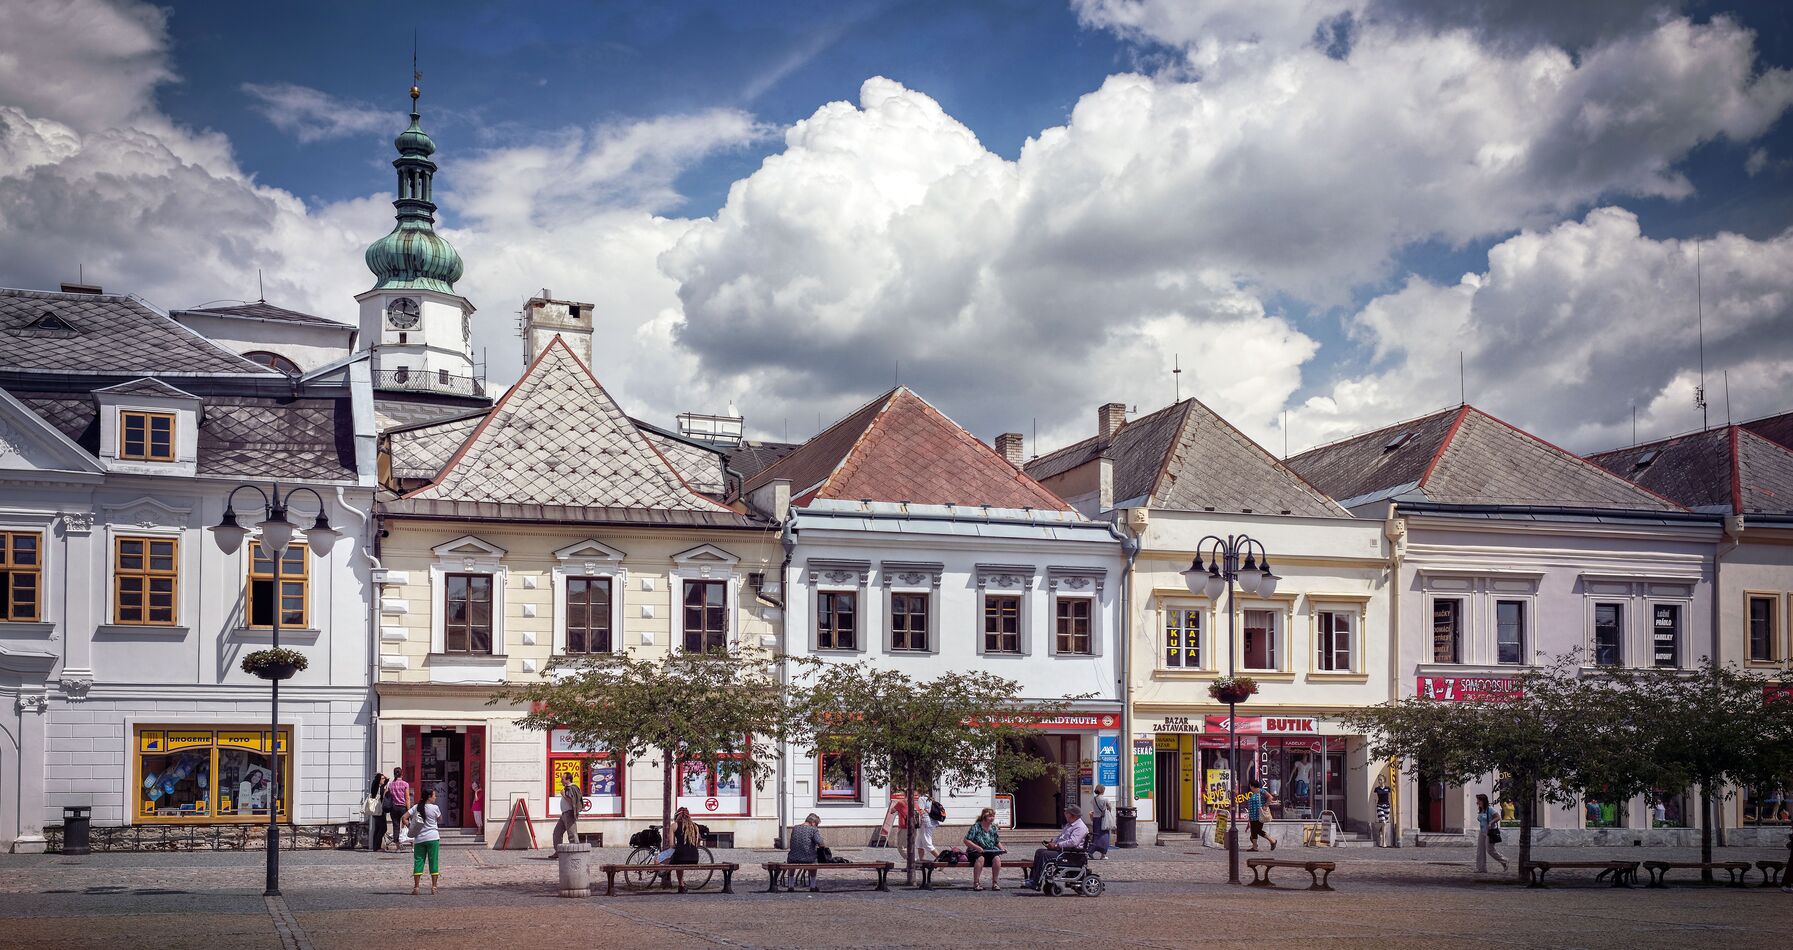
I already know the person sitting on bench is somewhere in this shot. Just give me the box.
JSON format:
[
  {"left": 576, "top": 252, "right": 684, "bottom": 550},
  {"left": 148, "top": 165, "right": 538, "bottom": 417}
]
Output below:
[
  {"left": 784, "top": 812, "right": 822, "bottom": 890},
  {"left": 963, "top": 807, "right": 1006, "bottom": 891},
  {"left": 1025, "top": 806, "right": 1087, "bottom": 889}
]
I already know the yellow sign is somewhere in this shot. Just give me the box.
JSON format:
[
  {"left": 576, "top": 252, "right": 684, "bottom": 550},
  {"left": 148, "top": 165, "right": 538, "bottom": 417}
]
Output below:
[
  {"left": 138, "top": 731, "right": 166, "bottom": 753},
  {"left": 550, "top": 758, "right": 582, "bottom": 795},
  {"left": 217, "top": 731, "right": 264, "bottom": 751},
  {"left": 164, "top": 730, "right": 214, "bottom": 751},
  {"left": 1155, "top": 735, "right": 1180, "bottom": 751}
]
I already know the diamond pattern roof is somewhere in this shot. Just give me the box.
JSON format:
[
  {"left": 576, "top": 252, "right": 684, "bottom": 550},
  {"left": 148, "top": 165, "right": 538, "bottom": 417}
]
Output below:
[
  {"left": 0, "top": 287, "right": 277, "bottom": 376},
  {"left": 176, "top": 301, "right": 354, "bottom": 330}
]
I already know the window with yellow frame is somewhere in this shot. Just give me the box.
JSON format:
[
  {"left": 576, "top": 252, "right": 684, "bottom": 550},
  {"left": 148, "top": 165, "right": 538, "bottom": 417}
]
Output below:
[
  {"left": 118, "top": 410, "right": 176, "bottom": 461},
  {"left": 115, "top": 536, "right": 177, "bottom": 625},
  {"left": 247, "top": 542, "right": 307, "bottom": 628},
  {"left": 0, "top": 530, "right": 42, "bottom": 621},
  {"left": 134, "top": 726, "right": 291, "bottom": 822}
]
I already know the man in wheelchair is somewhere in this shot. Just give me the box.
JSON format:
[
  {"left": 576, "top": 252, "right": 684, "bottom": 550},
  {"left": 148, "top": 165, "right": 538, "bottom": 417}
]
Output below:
[{"left": 1024, "top": 805, "right": 1089, "bottom": 890}]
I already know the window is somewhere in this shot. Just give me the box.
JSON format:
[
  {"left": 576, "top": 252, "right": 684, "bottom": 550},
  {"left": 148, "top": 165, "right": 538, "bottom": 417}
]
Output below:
[
  {"left": 817, "top": 590, "right": 857, "bottom": 650},
  {"left": 1056, "top": 597, "right": 1092, "bottom": 655},
  {"left": 1165, "top": 607, "right": 1201, "bottom": 668},
  {"left": 1431, "top": 598, "right": 1461, "bottom": 663},
  {"left": 1242, "top": 608, "right": 1278, "bottom": 670},
  {"left": 1749, "top": 595, "right": 1779, "bottom": 662},
  {"left": 565, "top": 576, "right": 612, "bottom": 654},
  {"left": 547, "top": 729, "right": 622, "bottom": 817},
  {"left": 1495, "top": 600, "right": 1526, "bottom": 665},
  {"left": 115, "top": 536, "right": 177, "bottom": 625},
  {"left": 444, "top": 573, "right": 494, "bottom": 653},
  {"left": 119, "top": 410, "right": 175, "bottom": 461},
  {"left": 246, "top": 542, "right": 306, "bottom": 628},
  {"left": 0, "top": 531, "right": 41, "bottom": 622},
  {"left": 676, "top": 747, "right": 750, "bottom": 816},
  {"left": 1650, "top": 603, "right": 1682, "bottom": 668},
  {"left": 1592, "top": 602, "right": 1624, "bottom": 667},
  {"left": 1316, "top": 610, "right": 1354, "bottom": 672},
  {"left": 983, "top": 594, "right": 1021, "bottom": 654},
  {"left": 890, "top": 592, "right": 929, "bottom": 651},
  {"left": 1743, "top": 784, "right": 1791, "bottom": 826},
  {"left": 439, "top": 369, "right": 451, "bottom": 385},
  {"left": 1584, "top": 793, "right": 1624, "bottom": 828},
  {"left": 242, "top": 351, "right": 301, "bottom": 376},
  {"left": 134, "top": 726, "right": 289, "bottom": 823},
  {"left": 683, "top": 579, "right": 727, "bottom": 653},
  {"left": 1648, "top": 788, "right": 1689, "bottom": 828},
  {"left": 817, "top": 743, "right": 861, "bottom": 802}
]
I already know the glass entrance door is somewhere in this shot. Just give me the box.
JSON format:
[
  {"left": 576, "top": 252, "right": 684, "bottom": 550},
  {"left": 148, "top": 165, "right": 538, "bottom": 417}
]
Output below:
[
  {"left": 1155, "top": 751, "right": 1180, "bottom": 831},
  {"left": 420, "top": 729, "right": 465, "bottom": 828}
]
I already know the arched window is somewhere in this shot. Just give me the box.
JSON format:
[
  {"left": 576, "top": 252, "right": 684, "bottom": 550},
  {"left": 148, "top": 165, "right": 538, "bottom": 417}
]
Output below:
[{"left": 242, "top": 351, "right": 301, "bottom": 376}]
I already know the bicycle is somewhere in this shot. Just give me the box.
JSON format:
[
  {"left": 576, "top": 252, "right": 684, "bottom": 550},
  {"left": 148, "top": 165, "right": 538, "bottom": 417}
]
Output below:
[{"left": 622, "top": 826, "right": 716, "bottom": 891}]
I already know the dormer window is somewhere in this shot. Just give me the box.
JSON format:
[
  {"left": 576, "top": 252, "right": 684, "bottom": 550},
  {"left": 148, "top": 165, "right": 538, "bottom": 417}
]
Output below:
[
  {"left": 242, "top": 351, "right": 301, "bottom": 376},
  {"left": 119, "top": 411, "right": 176, "bottom": 461},
  {"left": 1633, "top": 449, "right": 1660, "bottom": 471},
  {"left": 28, "top": 311, "right": 77, "bottom": 335},
  {"left": 1384, "top": 431, "right": 1413, "bottom": 451}
]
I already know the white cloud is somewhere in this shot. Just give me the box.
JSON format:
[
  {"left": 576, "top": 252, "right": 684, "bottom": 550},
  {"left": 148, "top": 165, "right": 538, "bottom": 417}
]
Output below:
[{"left": 241, "top": 82, "right": 393, "bottom": 144}]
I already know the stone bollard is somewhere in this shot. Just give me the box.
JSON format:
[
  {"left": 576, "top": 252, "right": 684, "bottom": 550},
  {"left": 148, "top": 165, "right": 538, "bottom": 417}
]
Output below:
[{"left": 556, "top": 842, "right": 593, "bottom": 898}]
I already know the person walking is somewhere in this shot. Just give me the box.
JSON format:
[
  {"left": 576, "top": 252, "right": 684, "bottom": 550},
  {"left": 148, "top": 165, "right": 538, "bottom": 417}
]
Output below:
[
  {"left": 784, "top": 813, "right": 823, "bottom": 890},
  {"left": 911, "top": 795, "right": 942, "bottom": 862},
  {"left": 365, "top": 772, "right": 388, "bottom": 852},
  {"left": 964, "top": 807, "right": 1005, "bottom": 890},
  {"left": 383, "top": 766, "right": 412, "bottom": 852},
  {"left": 1245, "top": 779, "right": 1277, "bottom": 851},
  {"left": 1024, "top": 805, "right": 1088, "bottom": 890},
  {"left": 1374, "top": 777, "right": 1392, "bottom": 846},
  {"left": 1087, "top": 785, "right": 1113, "bottom": 858},
  {"left": 406, "top": 787, "right": 443, "bottom": 895},
  {"left": 553, "top": 776, "right": 582, "bottom": 846},
  {"left": 1475, "top": 794, "right": 1509, "bottom": 873}
]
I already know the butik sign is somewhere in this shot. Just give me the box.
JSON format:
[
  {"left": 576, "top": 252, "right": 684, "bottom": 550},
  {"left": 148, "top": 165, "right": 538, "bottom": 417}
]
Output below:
[
  {"left": 1203, "top": 715, "right": 1318, "bottom": 735},
  {"left": 1417, "top": 675, "right": 1523, "bottom": 702}
]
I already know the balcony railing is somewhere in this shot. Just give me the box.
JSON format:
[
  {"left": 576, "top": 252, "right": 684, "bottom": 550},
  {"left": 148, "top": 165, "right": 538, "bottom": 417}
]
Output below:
[{"left": 374, "top": 367, "right": 484, "bottom": 398}]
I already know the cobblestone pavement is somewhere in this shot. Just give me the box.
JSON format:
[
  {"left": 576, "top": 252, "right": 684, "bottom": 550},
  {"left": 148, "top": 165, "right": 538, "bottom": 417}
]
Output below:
[{"left": 1, "top": 843, "right": 1789, "bottom": 949}]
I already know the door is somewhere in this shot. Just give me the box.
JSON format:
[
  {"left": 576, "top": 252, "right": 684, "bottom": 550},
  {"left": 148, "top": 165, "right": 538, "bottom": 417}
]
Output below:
[
  {"left": 1320, "top": 750, "right": 1347, "bottom": 824},
  {"left": 1418, "top": 769, "right": 1446, "bottom": 833},
  {"left": 1155, "top": 751, "right": 1181, "bottom": 831},
  {"left": 419, "top": 729, "right": 466, "bottom": 828}
]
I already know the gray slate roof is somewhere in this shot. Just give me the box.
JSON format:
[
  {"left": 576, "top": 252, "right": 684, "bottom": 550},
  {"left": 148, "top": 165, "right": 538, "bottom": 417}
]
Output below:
[
  {"left": 1288, "top": 406, "right": 1683, "bottom": 512},
  {"left": 1590, "top": 425, "right": 1793, "bottom": 515},
  {"left": 638, "top": 427, "right": 727, "bottom": 498},
  {"left": 403, "top": 337, "right": 754, "bottom": 521},
  {"left": 94, "top": 378, "right": 197, "bottom": 399},
  {"left": 0, "top": 287, "right": 278, "bottom": 377},
  {"left": 385, "top": 411, "right": 485, "bottom": 481},
  {"left": 1026, "top": 399, "right": 1345, "bottom": 517},
  {"left": 176, "top": 301, "right": 354, "bottom": 331},
  {"left": 727, "top": 440, "right": 800, "bottom": 480}
]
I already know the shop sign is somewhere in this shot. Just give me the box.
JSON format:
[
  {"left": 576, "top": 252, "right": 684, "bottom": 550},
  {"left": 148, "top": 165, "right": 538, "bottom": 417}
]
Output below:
[
  {"left": 986, "top": 712, "right": 1120, "bottom": 731},
  {"left": 1202, "top": 715, "right": 1318, "bottom": 735},
  {"left": 1765, "top": 685, "right": 1793, "bottom": 703},
  {"left": 1096, "top": 735, "right": 1120, "bottom": 788},
  {"left": 138, "top": 730, "right": 165, "bottom": 753},
  {"left": 1417, "top": 675, "right": 1522, "bottom": 702},
  {"left": 993, "top": 793, "right": 1015, "bottom": 829},
  {"left": 1152, "top": 715, "right": 1199, "bottom": 733},
  {"left": 1132, "top": 738, "right": 1153, "bottom": 796},
  {"left": 164, "top": 730, "right": 214, "bottom": 751}
]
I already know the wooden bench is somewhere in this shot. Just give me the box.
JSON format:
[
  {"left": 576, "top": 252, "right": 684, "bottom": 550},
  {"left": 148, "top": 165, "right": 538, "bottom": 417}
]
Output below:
[
  {"left": 761, "top": 861, "right": 894, "bottom": 893},
  {"left": 1246, "top": 857, "right": 1336, "bottom": 891},
  {"left": 1755, "top": 860, "right": 1785, "bottom": 887},
  {"left": 597, "top": 862, "right": 739, "bottom": 896},
  {"left": 917, "top": 857, "right": 1009, "bottom": 889},
  {"left": 1521, "top": 861, "right": 1638, "bottom": 888},
  {"left": 1641, "top": 860, "right": 1751, "bottom": 887}
]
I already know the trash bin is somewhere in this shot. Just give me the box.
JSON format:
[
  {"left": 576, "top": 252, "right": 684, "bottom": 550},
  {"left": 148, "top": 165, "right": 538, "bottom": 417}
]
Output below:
[
  {"left": 1115, "top": 806, "right": 1139, "bottom": 849},
  {"left": 62, "top": 806, "right": 91, "bottom": 855},
  {"left": 555, "top": 842, "right": 592, "bottom": 898}
]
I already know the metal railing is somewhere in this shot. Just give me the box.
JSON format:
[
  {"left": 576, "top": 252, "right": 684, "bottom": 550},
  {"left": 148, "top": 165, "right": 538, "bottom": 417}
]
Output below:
[{"left": 373, "top": 368, "right": 484, "bottom": 397}]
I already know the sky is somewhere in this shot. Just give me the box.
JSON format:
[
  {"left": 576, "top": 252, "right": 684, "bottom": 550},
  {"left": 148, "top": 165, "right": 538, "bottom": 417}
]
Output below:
[{"left": 1, "top": 0, "right": 1791, "bottom": 459}]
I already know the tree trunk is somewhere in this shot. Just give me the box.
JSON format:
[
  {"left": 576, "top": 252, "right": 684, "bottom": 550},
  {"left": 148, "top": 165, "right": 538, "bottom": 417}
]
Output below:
[
  {"left": 662, "top": 749, "right": 675, "bottom": 847},
  {"left": 1515, "top": 776, "right": 1534, "bottom": 885},
  {"left": 1700, "top": 782, "right": 1714, "bottom": 884},
  {"left": 903, "top": 763, "right": 916, "bottom": 886}
]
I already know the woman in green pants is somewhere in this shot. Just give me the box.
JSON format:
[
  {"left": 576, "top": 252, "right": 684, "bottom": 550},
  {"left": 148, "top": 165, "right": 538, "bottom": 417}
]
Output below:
[{"left": 406, "top": 787, "right": 443, "bottom": 894}]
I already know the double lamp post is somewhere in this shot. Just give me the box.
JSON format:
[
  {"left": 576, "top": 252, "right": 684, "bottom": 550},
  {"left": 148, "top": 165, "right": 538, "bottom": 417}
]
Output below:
[
  {"left": 1182, "top": 534, "right": 1278, "bottom": 886},
  {"left": 209, "top": 483, "right": 337, "bottom": 897}
]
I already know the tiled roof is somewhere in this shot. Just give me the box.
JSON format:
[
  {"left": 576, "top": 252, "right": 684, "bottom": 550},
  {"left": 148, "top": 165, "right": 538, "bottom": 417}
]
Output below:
[
  {"left": 1590, "top": 425, "right": 1793, "bottom": 515},
  {"left": 94, "top": 378, "right": 197, "bottom": 399},
  {"left": 385, "top": 412, "right": 484, "bottom": 481},
  {"left": 0, "top": 287, "right": 278, "bottom": 377},
  {"left": 10, "top": 390, "right": 356, "bottom": 482},
  {"left": 176, "top": 301, "right": 354, "bottom": 331},
  {"left": 747, "top": 387, "right": 1072, "bottom": 511},
  {"left": 1745, "top": 410, "right": 1793, "bottom": 452},
  {"left": 1289, "top": 405, "right": 1683, "bottom": 512},
  {"left": 637, "top": 427, "right": 727, "bottom": 498},
  {"left": 406, "top": 337, "right": 748, "bottom": 518},
  {"left": 374, "top": 397, "right": 493, "bottom": 433},
  {"left": 726, "top": 440, "right": 800, "bottom": 480},
  {"left": 1026, "top": 399, "right": 1345, "bottom": 517}
]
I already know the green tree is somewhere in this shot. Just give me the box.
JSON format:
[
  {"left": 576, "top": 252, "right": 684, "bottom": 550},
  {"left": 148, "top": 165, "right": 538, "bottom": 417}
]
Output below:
[
  {"left": 789, "top": 661, "right": 1073, "bottom": 883},
  {"left": 495, "top": 651, "right": 802, "bottom": 845}
]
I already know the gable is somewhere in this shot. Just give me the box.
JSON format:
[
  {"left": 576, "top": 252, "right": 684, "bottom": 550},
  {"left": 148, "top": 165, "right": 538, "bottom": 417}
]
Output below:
[
  {"left": 1149, "top": 401, "right": 1345, "bottom": 517},
  {"left": 0, "top": 388, "right": 105, "bottom": 476},
  {"left": 431, "top": 535, "right": 508, "bottom": 559}
]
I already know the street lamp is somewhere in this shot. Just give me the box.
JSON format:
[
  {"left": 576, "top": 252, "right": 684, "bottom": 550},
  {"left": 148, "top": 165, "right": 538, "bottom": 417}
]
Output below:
[
  {"left": 208, "top": 483, "right": 337, "bottom": 897},
  {"left": 1182, "top": 534, "right": 1278, "bottom": 886}
]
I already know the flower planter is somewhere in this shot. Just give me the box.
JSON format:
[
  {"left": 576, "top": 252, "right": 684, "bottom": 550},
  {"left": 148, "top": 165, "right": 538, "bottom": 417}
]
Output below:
[
  {"left": 252, "top": 662, "right": 299, "bottom": 681},
  {"left": 1214, "top": 687, "right": 1253, "bottom": 705},
  {"left": 241, "top": 648, "right": 307, "bottom": 681}
]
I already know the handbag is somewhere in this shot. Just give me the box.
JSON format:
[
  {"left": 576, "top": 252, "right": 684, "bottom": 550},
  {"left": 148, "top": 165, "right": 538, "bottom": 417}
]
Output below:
[
  {"left": 1487, "top": 825, "right": 1503, "bottom": 843},
  {"left": 406, "top": 806, "right": 426, "bottom": 840},
  {"left": 364, "top": 796, "right": 381, "bottom": 818}
]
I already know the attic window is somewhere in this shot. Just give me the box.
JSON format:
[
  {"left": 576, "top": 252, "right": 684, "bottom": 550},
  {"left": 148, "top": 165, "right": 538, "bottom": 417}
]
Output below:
[
  {"left": 1633, "top": 449, "right": 1660, "bottom": 470},
  {"left": 14, "top": 310, "right": 79, "bottom": 338},
  {"left": 1383, "top": 431, "right": 1413, "bottom": 451}
]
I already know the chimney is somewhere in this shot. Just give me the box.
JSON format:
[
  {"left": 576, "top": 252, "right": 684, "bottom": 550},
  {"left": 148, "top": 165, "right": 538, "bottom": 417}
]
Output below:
[
  {"left": 1099, "top": 402, "right": 1127, "bottom": 439},
  {"left": 521, "top": 292, "right": 595, "bottom": 367},
  {"left": 60, "top": 282, "right": 102, "bottom": 295},
  {"left": 995, "top": 432, "right": 1025, "bottom": 468}
]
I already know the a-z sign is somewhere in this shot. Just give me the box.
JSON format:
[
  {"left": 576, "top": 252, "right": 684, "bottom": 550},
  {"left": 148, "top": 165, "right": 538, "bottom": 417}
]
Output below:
[{"left": 1418, "top": 676, "right": 1522, "bottom": 702}]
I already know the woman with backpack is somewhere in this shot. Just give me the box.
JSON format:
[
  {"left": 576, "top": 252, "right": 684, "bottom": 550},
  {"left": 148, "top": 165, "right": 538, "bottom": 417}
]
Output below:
[{"left": 912, "top": 795, "right": 944, "bottom": 862}]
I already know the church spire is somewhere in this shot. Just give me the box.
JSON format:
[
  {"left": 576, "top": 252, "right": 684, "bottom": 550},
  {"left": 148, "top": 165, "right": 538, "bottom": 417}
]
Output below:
[{"left": 364, "top": 79, "right": 464, "bottom": 294}]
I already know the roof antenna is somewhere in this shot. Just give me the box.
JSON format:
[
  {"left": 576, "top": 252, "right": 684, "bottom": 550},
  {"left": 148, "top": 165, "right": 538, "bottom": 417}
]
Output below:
[
  {"left": 1173, "top": 354, "right": 1183, "bottom": 403},
  {"left": 257, "top": 269, "right": 265, "bottom": 304},
  {"left": 1458, "top": 352, "right": 1466, "bottom": 407},
  {"left": 783, "top": 417, "right": 788, "bottom": 442},
  {"left": 1724, "top": 370, "right": 1732, "bottom": 425},
  {"left": 893, "top": 360, "right": 899, "bottom": 388},
  {"left": 1282, "top": 410, "right": 1289, "bottom": 460},
  {"left": 1032, "top": 417, "right": 1038, "bottom": 458},
  {"left": 1695, "top": 238, "right": 1708, "bottom": 430},
  {"left": 1631, "top": 402, "right": 1637, "bottom": 447}
]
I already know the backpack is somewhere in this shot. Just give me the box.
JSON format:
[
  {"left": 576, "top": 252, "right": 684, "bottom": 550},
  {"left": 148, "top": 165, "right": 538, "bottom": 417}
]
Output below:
[
  {"left": 928, "top": 800, "right": 946, "bottom": 824},
  {"left": 384, "top": 783, "right": 405, "bottom": 810}
]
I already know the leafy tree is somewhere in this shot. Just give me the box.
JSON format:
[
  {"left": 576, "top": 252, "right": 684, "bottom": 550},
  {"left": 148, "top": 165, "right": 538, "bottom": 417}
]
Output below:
[
  {"left": 495, "top": 651, "right": 802, "bottom": 845},
  {"left": 789, "top": 662, "right": 1073, "bottom": 883}
]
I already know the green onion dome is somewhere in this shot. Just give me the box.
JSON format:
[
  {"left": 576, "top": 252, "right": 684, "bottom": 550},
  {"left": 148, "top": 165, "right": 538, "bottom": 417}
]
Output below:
[{"left": 365, "top": 88, "right": 463, "bottom": 294}]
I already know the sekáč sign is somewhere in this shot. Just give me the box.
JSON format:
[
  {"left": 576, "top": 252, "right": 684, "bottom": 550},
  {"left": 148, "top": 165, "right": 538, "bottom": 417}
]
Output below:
[{"left": 1417, "top": 675, "right": 1522, "bottom": 702}]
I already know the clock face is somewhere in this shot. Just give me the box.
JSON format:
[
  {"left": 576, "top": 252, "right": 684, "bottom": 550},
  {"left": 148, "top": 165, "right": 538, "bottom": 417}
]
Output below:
[{"left": 386, "top": 297, "right": 420, "bottom": 330}]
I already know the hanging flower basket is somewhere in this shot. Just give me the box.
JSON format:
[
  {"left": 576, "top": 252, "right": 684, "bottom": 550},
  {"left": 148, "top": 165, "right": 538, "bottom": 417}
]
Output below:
[
  {"left": 1209, "top": 675, "right": 1259, "bottom": 705},
  {"left": 242, "top": 647, "right": 308, "bottom": 681}
]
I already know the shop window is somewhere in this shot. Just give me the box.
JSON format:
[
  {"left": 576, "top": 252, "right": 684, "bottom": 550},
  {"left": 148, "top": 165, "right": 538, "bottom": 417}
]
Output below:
[
  {"left": 1592, "top": 602, "right": 1624, "bottom": 667},
  {"left": 1055, "top": 597, "right": 1092, "bottom": 655},
  {"left": 547, "top": 728, "right": 622, "bottom": 816},
  {"left": 246, "top": 542, "right": 307, "bottom": 628},
  {"left": 1242, "top": 608, "right": 1278, "bottom": 670},
  {"left": 890, "top": 592, "right": 929, "bottom": 651},
  {"left": 565, "top": 576, "right": 612, "bottom": 654},
  {"left": 1650, "top": 603, "right": 1682, "bottom": 668},
  {"left": 1165, "top": 607, "right": 1201, "bottom": 668},
  {"left": 1584, "top": 793, "right": 1624, "bottom": 828},
  {"left": 0, "top": 531, "right": 41, "bottom": 622},
  {"left": 1432, "top": 598, "right": 1462, "bottom": 664},
  {"left": 134, "top": 727, "right": 290, "bottom": 822},
  {"left": 444, "top": 573, "right": 493, "bottom": 653},
  {"left": 115, "top": 535, "right": 178, "bottom": 625},
  {"left": 677, "top": 748, "right": 750, "bottom": 816},
  {"left": 1316, "top": 609, "right": 1354, "bottom": 672},
  {"left": 817, "top": 590, "right": 857, "bottom": 650},
  {"left": 1648, "top": 788, "right": 1690, "bottom": 828},
  {"left": 1747, "top": 595, "right": 1778, "bottom": 662},
  {"left": 983, "top": 594, "right": 1021, "bottom": 654},
  {"left": 817, "top": 743, "right": 861, "bottom": 803},
  {"left": 119, "top": 410, "right": 175, "bottom": 461},
  {"left": 1743, "top": 784, "right": 1791, "bottom": 825},
  {"left": 1495, "top": 600, "right": 1526, "bottom": 665},
  {"left": 683, "top": 579, "right": 728, "bottom": 653}
]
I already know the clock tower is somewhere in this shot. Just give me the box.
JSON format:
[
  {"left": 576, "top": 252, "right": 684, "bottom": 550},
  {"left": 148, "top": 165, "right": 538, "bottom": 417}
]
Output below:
[{"left": 355, "top": 82, "right": 478, "bottom": 397}]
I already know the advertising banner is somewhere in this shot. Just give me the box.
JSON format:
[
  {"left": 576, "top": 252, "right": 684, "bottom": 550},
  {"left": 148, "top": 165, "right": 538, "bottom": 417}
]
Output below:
[
  {"left": 1202, "top": 715, "right": 1318, "bottom": 734},
  {"left": 1097, "top": 735, "right": 1120, "bottom": 788},
  {"left": 1417, "top": 675, "right": 1522, "bottom": 702}
]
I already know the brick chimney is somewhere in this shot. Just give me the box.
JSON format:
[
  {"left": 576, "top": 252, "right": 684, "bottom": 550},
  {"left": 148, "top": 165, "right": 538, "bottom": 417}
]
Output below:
[
  {"left": 994, "top": 432, "right": 1025, "bottom": 468},
  {"left": 1099, "top": 402, "right": 1127, "bottom": 439}
]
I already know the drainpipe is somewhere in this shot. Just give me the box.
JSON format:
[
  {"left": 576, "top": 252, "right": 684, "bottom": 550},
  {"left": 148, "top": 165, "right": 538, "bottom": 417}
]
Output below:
[
  {"left": 766, "top": 511, "right": 797, "bottom": 850},
  {"left": 1712, "top": 515, "right": 1742, "bottom": 846},
  {"left": 1109, "top": 512, "right": 1141, "bottom": 847}
]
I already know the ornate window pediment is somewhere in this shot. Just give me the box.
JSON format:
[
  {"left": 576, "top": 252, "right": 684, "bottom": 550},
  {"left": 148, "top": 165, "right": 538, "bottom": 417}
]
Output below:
[{"left": 974, "top": 563, "right": 1035, "bottom": 591}]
